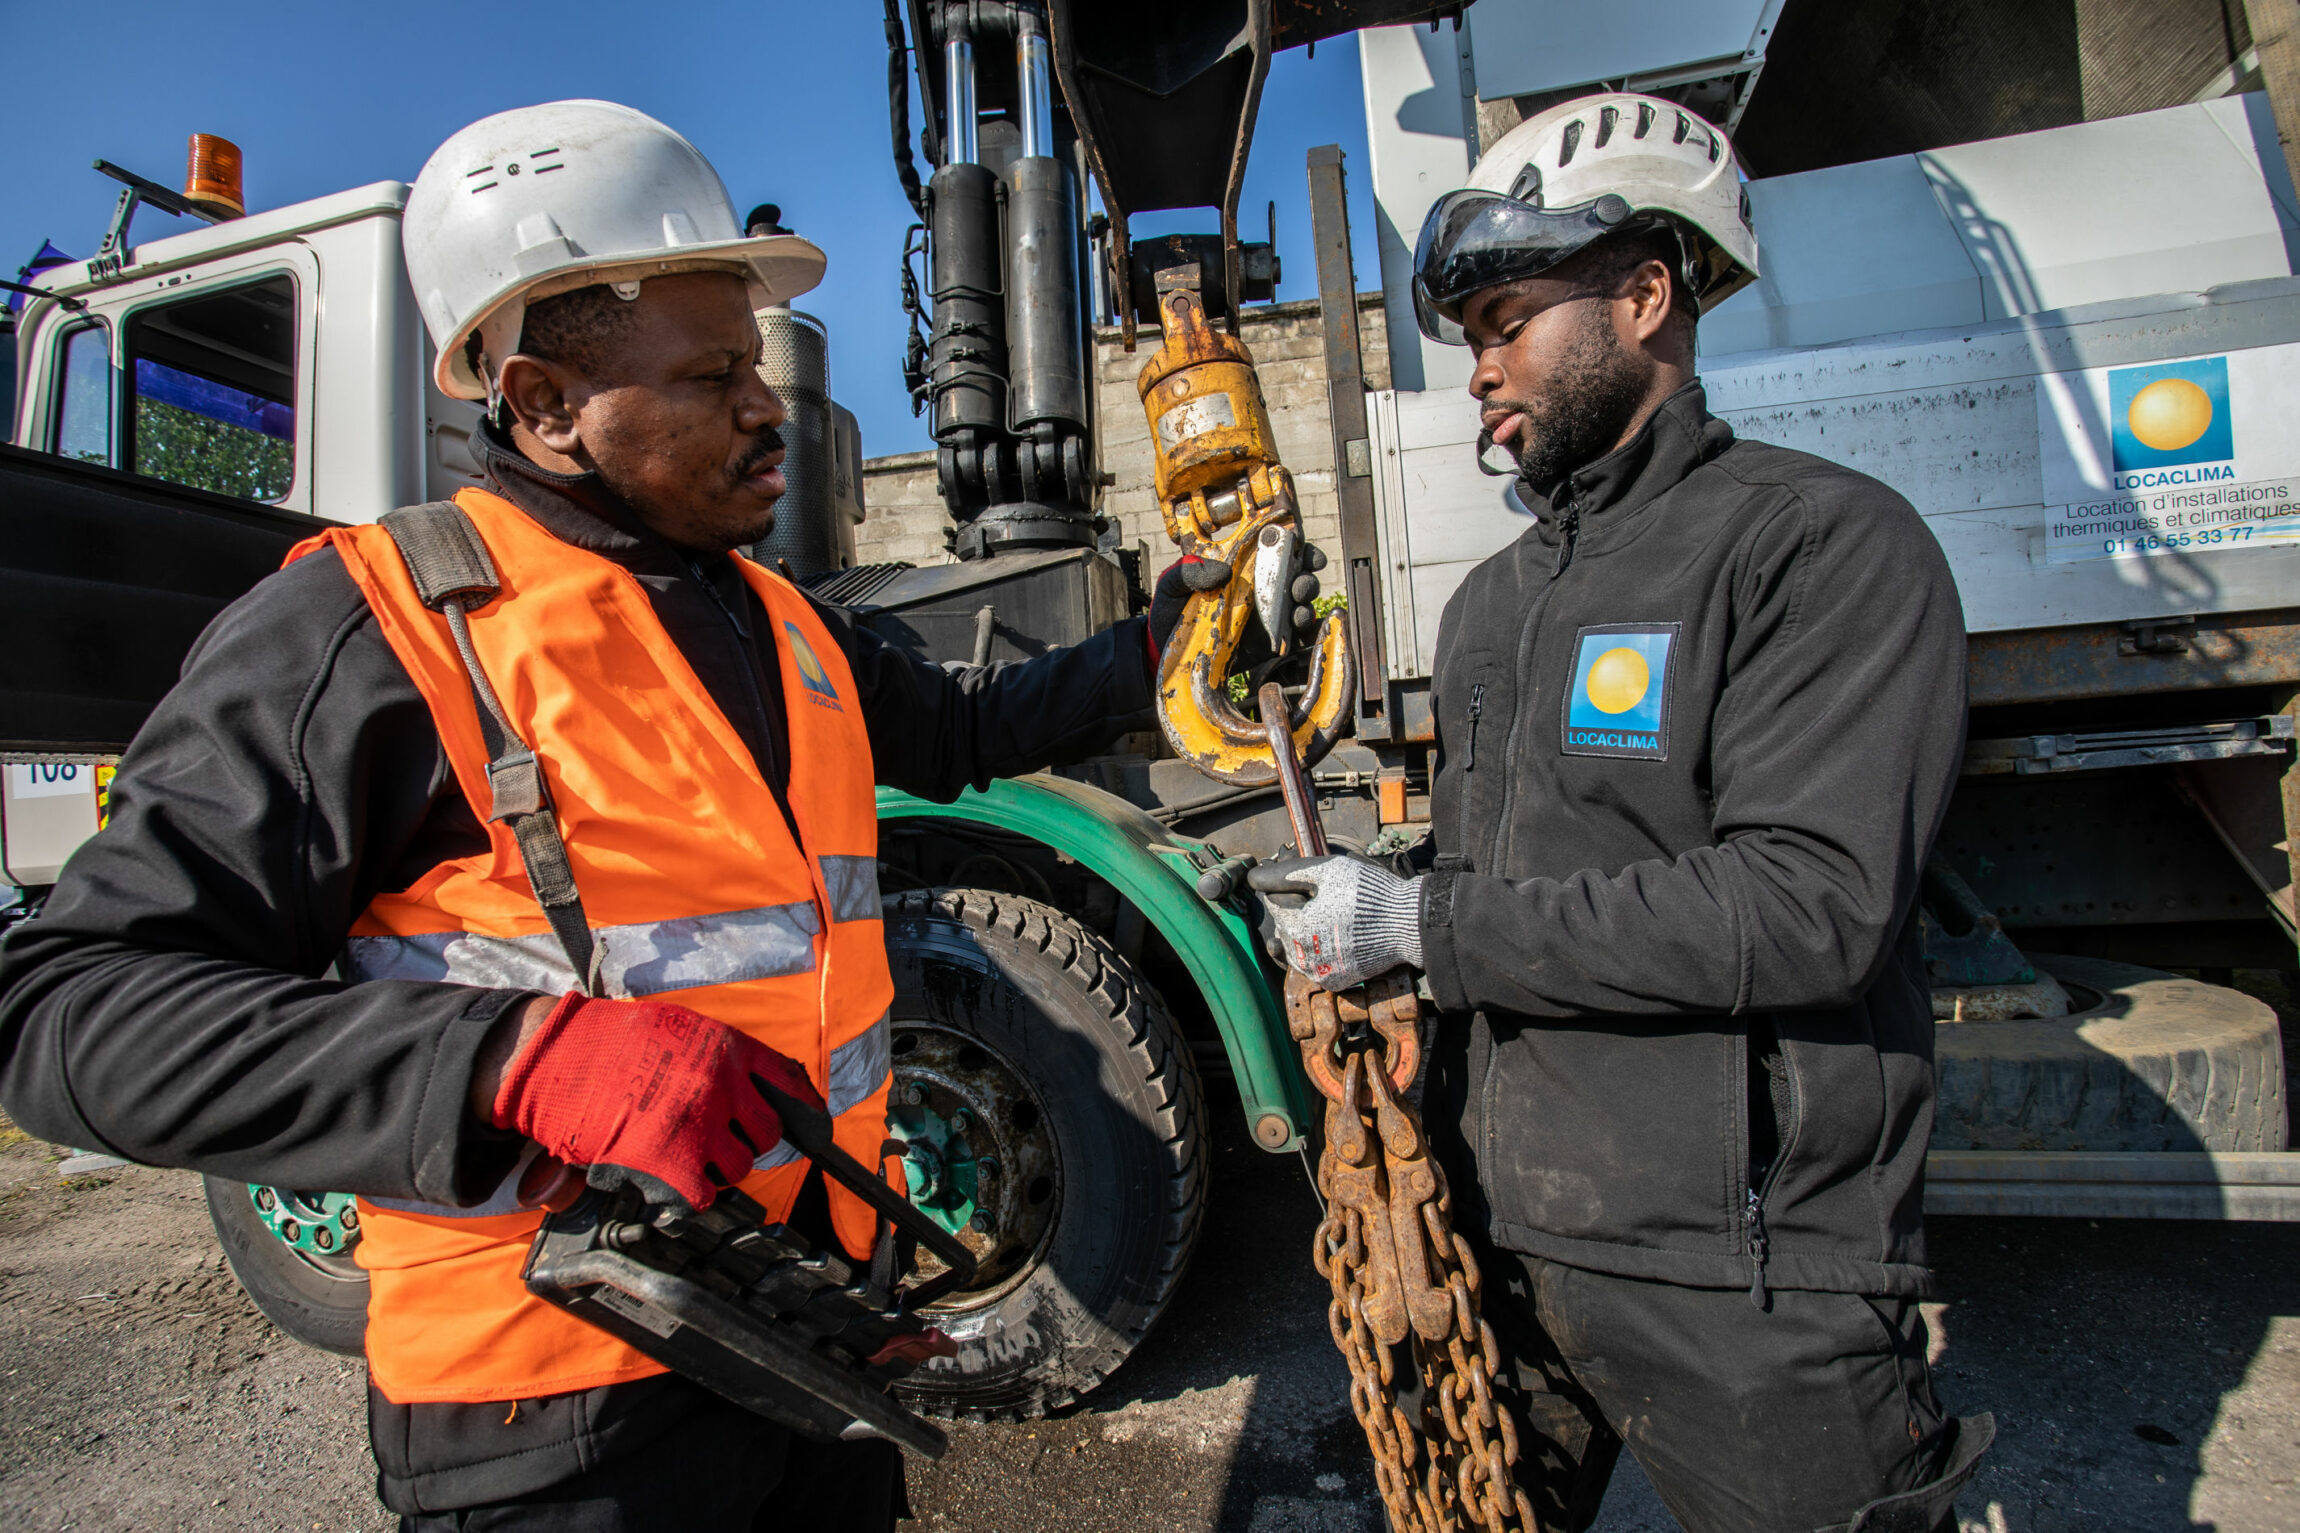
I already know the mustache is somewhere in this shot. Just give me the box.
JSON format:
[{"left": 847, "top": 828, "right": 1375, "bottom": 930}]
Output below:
[{"left": 731, "top": 426, "right": 786, "bottom": 481}]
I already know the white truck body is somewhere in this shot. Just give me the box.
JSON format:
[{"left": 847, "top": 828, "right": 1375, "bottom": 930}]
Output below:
[{"left": 1356, "top": 83, "right": 2300, "bottom": 673}]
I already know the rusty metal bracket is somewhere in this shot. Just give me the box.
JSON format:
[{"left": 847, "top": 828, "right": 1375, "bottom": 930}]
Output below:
[
  {"left": 2121, "top": 616, "right": 2197, "bottom": 656},
  {"left": 1964, "top": 716, "right": 2295, "bottom": 776}
]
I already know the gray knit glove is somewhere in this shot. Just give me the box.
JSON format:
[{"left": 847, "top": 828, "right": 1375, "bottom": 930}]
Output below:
[{"left": 1246, "top": 855, "right": 1425, "bottom": 992}]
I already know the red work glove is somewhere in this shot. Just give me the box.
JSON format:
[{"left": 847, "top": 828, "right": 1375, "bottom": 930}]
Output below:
[{"left": 491, "top": 994, "right": 825, "bottom": 1210}]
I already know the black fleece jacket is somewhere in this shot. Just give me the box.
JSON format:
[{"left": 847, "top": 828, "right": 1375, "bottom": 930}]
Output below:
[
  {"left": 0, "top": 422, "right": 1154, "bottom": 1511},
  {"left": 1415, "top": 383, "right": 1967, "bottom": 1300}
]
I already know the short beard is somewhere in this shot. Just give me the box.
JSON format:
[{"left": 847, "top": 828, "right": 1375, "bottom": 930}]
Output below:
[
  {"left": 1495, "top": 301, "right": 1651, "bottom": 497},
  {"left": 593, "top": 425, "right": 786, "bottom": 554}
]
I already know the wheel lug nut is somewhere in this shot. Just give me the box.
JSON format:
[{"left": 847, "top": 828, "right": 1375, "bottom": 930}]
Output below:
[
  {"left": 969, "top": 1210, "right": 996, "bottom": 1234},
  {"left": 906, "top": 1082, "right": 929, "bottom": 1106}
]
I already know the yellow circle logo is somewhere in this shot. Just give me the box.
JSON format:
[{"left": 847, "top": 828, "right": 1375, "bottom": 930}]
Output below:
[
  {"left": 1585, "top": 647, "right": 1650, "bottom": 714},
  {"left": 2126, "top": 377, "right": 2215, "bottom": 453}
]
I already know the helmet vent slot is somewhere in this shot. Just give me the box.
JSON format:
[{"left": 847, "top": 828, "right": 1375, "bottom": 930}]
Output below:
[
  {"left": 1558, "top": 120, "right": 1583, "bottom": 167},
  {"left": 1596, "top": 107, "right": 1618, "bottom": 149},
  {"left": 1634, "top": 102, "right": 1655, "bottom": 139}
]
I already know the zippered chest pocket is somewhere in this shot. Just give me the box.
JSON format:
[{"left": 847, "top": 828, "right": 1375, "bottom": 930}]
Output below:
[{"left": 1437, "top": 653, "right": 1513, "bottom": 776}]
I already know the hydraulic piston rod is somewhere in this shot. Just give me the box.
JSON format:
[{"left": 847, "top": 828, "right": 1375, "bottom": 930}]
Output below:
[
  {"left": 1017, "top": 11, "right": 1055, "bottom": 158},
  {"left": 943, "top": 36, "right": 978, "bottom": 166}
]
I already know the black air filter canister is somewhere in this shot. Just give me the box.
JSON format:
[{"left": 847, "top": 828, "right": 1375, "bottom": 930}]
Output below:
[{"left": 750, "top": 307, "right": 842, "bottom": 578}]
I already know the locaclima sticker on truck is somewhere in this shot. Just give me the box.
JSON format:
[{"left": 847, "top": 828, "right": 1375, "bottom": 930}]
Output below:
[{"left": 2038, "top": 345, "right": 2300, "bottom": 563}]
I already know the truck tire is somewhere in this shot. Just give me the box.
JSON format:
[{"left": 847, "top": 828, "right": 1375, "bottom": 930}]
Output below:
[
  {"left": 883, "top": 887, "right": 1206, "bottom": 1419},
  {"left": 203, "top": 1175, "right": 368, "bottom": 1357},
  {"left": 1933, "top": 954, "right": 2288, "bottom": 1153}
]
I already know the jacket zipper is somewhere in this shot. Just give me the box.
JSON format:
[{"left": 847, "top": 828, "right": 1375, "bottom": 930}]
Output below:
[
  {"left": 1745, "top": 1046, "right": 1800, "bottom": 1310},
  {"left": 1490, "top": 491, "right": 1580, "bottom": 870},
  {"left": 1464, "top": 682, "right": 1486, "bottom": 771},
  {"left": 1744, "top": 1184, "right": 1772, "bottom": 1308},
  {"left": 1548, "top": 499, "right": 1584, "bottom": 579}
]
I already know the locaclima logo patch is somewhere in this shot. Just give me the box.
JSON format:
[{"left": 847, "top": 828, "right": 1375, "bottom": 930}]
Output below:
[
  {"left": 786, "top": 622, "right": 844, "bottom": 712},
  {"left": 1561, "top": 624, "right": 1675, "bottom": 761}
]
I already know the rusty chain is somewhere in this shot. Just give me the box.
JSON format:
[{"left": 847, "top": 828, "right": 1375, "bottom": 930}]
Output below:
[{"left": 1288, "top": 969, "right": 1536, "bottom": 1533}]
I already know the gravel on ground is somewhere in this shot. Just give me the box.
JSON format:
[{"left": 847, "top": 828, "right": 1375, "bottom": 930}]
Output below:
[{"left": 3, "top": 1107, "right": 2296, "bottom": 1532}]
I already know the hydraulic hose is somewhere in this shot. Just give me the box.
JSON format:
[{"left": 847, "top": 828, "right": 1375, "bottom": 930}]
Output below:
[{"left": 883, "top": 0, "right": 930, "bottom": 216}]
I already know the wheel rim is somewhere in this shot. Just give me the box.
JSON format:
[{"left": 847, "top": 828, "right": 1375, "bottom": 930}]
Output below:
[
  {"left": 247, "top": 1185, "right": 364, "bottom": 1280},
  {"left": 887, "top": 1021, "right": 1061, "bottom": 1312}
]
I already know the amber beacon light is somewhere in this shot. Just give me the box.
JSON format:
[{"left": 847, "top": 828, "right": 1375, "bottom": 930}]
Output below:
[{"left": 182, "top": 133, "right": 245, "bottom": 219}]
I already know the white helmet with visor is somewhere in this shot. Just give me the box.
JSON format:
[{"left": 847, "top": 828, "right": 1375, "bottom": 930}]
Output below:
[{"left": 1413, "top": 92, "right": 1758, "bottom": 346}]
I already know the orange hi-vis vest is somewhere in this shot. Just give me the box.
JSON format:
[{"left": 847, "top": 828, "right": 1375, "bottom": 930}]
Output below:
[{"left": 291, "top": 487, "right": 895, "bottom": 1405}]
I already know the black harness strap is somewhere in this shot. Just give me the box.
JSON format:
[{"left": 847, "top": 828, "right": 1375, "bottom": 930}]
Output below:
[{"left": 378, "top": 502, "right": 601, "bottom": 995}]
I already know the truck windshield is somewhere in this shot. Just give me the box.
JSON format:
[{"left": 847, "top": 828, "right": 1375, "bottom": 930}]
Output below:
[{"left": 122, "top": 274, "right": 296, "bottom": 502}]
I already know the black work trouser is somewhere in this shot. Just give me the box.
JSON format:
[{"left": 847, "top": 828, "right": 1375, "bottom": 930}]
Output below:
[
  {"left": 392, "top": 1394, "right": 905, "bottom": 1532},
  {"left": 1477, "top": 1242, "right": 1992, "bottom": 1533}
]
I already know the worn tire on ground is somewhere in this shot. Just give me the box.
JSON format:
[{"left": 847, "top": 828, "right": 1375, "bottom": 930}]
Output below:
[
  {"left": 884, "top": 887, "right": 1206, "bottom": 1420},
  {"left": 1933, "top": 954, "right": 2288, "bottom": 1152},
  {"left": 202, "top": 1175, "right": 368, "bottom": 1357}
]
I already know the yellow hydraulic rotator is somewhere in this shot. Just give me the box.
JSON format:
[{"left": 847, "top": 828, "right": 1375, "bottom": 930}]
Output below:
[{"left": 1138, "top": 274, "right": 1353, "bottom": 784}]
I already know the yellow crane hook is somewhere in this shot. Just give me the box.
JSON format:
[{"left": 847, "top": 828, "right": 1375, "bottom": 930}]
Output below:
[{"left": 1138, "top": 274, "right": 1353, "bottom": 785}]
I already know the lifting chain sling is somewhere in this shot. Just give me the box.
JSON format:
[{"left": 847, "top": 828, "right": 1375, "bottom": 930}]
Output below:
[{"left": 1138, "top": 273, "right": 1535, "bottom": 1533}]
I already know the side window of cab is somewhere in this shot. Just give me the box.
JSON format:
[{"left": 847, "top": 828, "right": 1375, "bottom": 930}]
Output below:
[
  {"left": 50, "top": 321, "right": 113, "bottom": 465},
  {"left": 46, "top": 273, "right": 300, "bottom": 503},
  {"left": 123, "top": 274, "right": 298, "bottom": 502}
]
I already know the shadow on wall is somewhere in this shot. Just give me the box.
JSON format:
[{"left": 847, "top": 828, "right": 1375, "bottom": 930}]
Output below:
[{"left": 1917, "top": 152, "right": 2231, "bottom": 618}]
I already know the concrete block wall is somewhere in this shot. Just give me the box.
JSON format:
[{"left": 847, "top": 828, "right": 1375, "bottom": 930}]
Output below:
[
  {"left": 852, "top": 449, "right": 947, "bottom": 568},
  {"left": 852, "top": 292, "right": 1391, "bottom": 574}
]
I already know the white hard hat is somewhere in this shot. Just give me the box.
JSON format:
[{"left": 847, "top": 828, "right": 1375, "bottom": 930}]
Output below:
[
  {"left": 405, "top": 100, "right": 828, "bottom": 400},
  {"left": 1413, "top": 92, "right": 1758, "bottom": 344}
]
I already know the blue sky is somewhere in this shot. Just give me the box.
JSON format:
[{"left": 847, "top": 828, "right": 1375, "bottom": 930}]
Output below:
[{"left": 6, "top": 1, "right": 1380, "bottom": 458}]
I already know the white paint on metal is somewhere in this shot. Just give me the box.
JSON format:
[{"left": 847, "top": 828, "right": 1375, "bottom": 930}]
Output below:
[
  {"left": 1368, "top": 387, "right": 1528, "bottom": 678},
  {"left": 1357, "top": 25, "right": 1474, "bottom": 396},
  {"left": 1, "top": 762, "right": 102, "bottom": 887},
  {"left": 1464, "top": 0, "right": 1779, "bottom": 104},
  {"left": 1364, "top": 98, "right": 2300, "bottom": 665},
  {"left": 1704, "top": 96, "right": 2300, "bottom": 356}
]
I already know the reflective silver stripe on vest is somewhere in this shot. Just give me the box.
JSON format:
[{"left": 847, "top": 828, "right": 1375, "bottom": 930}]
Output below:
[
  {"left": 818, "top": 855, "right": 882, "bottom": 923},
  {"left": 364, "top": 1012, "right": 893, "bottom": 1221},
  {"left": 752, "top": 1140, "right": 804, "bottom": 1173},
  {"left": 345, "top": 901, "right": 822, "bottom": 998},
  {"left": 828, "top": 1010, "right": 893, "bottom": 1115}
]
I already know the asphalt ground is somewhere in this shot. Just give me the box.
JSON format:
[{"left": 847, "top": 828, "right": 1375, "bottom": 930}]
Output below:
[{"left": 3, "top": 1105, "right": 2297, "bottom": 1532}]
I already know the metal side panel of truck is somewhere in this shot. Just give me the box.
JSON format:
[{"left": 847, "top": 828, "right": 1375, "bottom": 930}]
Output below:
[{"left": 1368, "top": 94, "right": 2300, "bottom": 660}]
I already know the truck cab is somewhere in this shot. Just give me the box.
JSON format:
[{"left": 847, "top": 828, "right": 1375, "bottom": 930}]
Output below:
[
  {"left": 10, "top": 179, "right": 483, "bottom": 522},
  {"left": 2, "top": 180, "right": 488, "bottom": 893}
]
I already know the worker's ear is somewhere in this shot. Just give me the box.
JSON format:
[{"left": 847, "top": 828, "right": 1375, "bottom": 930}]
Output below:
[
  {"left": 495, "top": 353, "right": 586, "bottom": 460},
  {"left": 1619, "top": 258, "right": 1677, "bottom": 350}
]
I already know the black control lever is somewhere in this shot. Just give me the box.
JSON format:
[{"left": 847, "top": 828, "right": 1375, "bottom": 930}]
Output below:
[{"left": 747, "top": 1076, "right": 979, "bottom": 1308}]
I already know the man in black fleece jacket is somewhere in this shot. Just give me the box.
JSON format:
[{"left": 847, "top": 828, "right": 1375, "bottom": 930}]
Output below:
[{"left": 1252, "top": 97, "right": 1991, "bottom": 1531}]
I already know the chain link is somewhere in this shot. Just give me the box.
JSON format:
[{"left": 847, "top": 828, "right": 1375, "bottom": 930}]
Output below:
[{"left": 1287, "top": 971, "right": 1536, "bottom": 1533}]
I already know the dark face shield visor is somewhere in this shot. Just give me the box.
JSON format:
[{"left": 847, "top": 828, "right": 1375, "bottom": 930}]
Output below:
[{"left": 1412, "top": 191, "right": 1636, "bottom": 345}]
